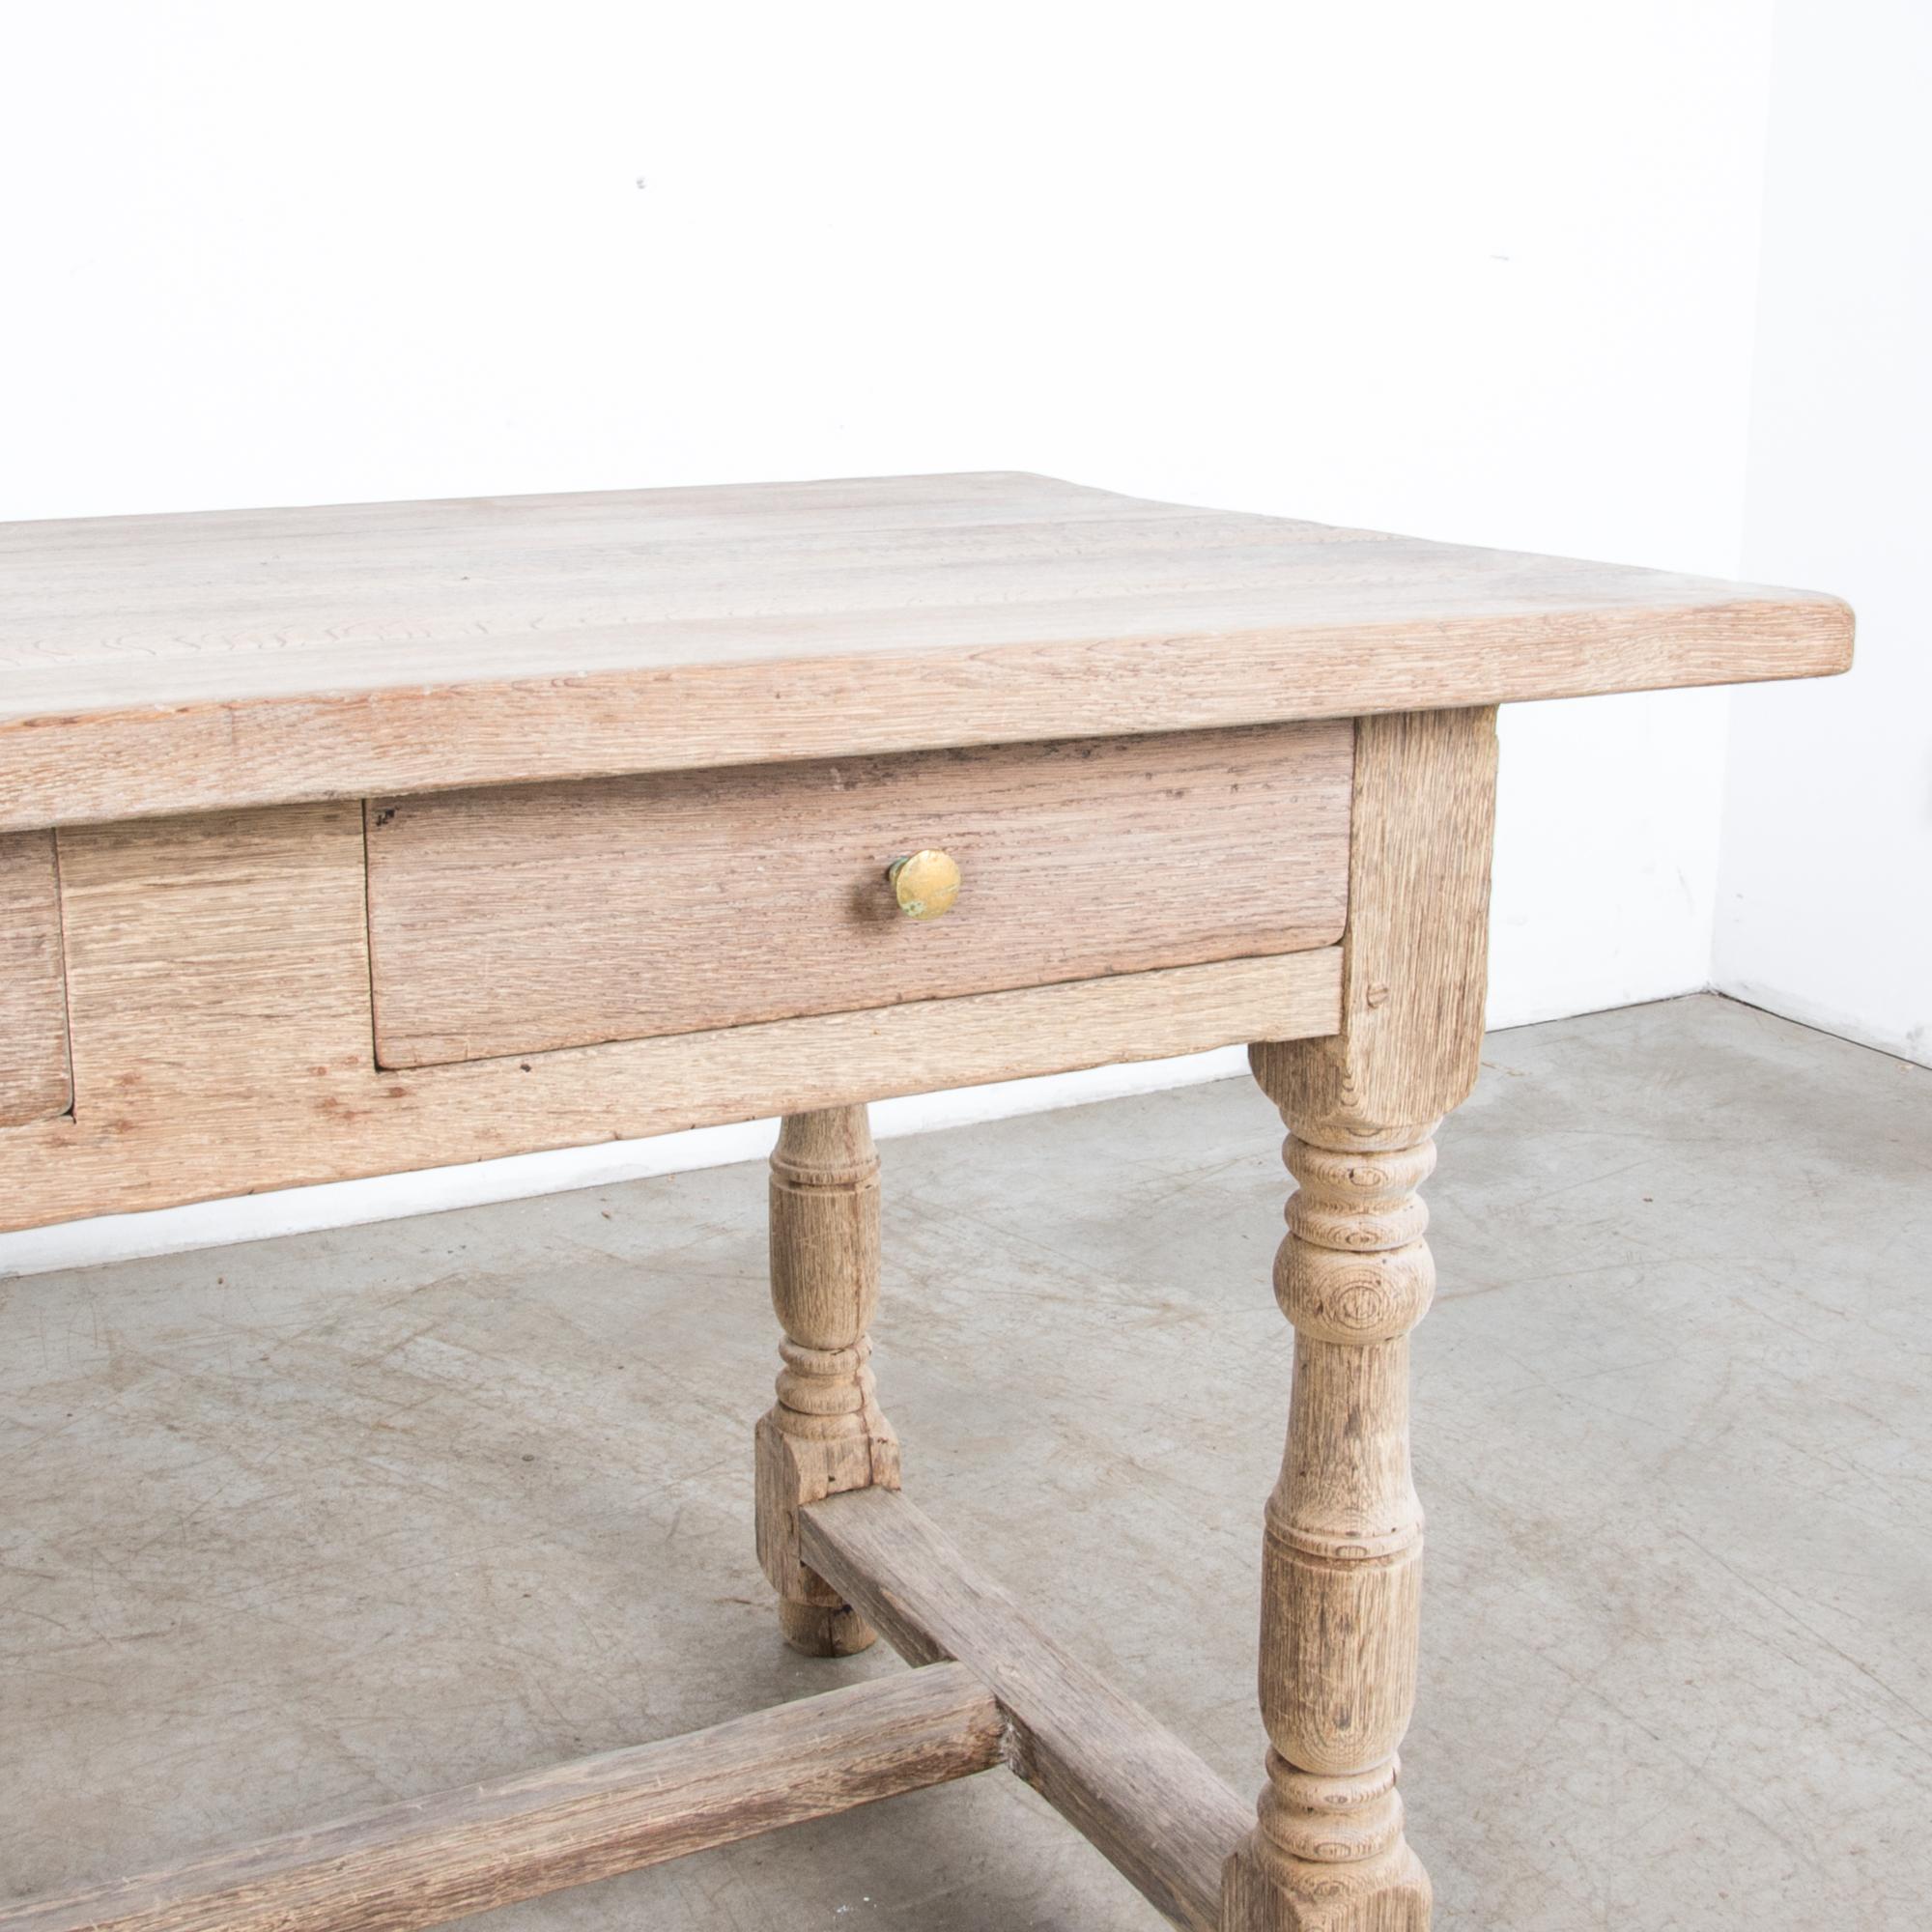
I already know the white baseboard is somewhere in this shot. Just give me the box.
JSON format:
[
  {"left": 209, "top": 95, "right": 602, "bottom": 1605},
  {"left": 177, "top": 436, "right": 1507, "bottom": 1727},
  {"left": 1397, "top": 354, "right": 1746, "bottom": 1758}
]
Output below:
[{"left": 1713, "top": 977, "right": 1932, "bottom": 1071}]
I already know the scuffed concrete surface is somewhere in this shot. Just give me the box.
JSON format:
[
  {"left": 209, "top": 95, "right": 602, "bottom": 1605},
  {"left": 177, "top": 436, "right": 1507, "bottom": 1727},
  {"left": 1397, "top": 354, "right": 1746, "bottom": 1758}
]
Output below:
[{"left": 3, "top": 994, "right": 1928, "bottom": 1927}]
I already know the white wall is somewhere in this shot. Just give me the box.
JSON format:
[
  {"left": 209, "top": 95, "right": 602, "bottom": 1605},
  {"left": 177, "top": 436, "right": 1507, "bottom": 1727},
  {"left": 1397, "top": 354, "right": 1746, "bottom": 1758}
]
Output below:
[
  {"left": 1, "top": 3, "right": 1779, "bottom": 1272},
  {"left": 1714, "top": 0, "right": 1932, "bottom": 1066}
]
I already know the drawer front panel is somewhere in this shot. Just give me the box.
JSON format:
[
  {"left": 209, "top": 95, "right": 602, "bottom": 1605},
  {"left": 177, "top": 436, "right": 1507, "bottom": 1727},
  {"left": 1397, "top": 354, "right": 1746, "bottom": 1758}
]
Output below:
[
  {"left": 0, "top": 831, "right": 72, "bottom": 1125},
  {"left": 364, "top": 722, "right": 1351, "bottom": 1068}
]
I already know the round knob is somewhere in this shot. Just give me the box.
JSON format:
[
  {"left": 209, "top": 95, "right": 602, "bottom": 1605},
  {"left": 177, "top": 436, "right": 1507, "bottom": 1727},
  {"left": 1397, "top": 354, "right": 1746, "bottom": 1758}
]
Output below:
[{"left": 886, "top": 849, "right": 961, "bottom": 921}]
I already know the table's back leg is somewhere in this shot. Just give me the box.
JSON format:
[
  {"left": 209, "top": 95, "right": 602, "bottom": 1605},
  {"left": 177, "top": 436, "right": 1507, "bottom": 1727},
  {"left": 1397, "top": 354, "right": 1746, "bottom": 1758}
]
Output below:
[
  {"left": 755, "top": 1103, "right": 901, "bottom": 1656},
  {"left": 1226, "top": 709, "right": 1498, "bottom": 1930}
]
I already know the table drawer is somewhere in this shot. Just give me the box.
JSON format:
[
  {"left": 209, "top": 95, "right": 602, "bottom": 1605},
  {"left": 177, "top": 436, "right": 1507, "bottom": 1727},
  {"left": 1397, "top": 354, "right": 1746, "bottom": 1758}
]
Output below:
[{"left": 364, "top": 722, "right": 1351, "bottom": 1069}]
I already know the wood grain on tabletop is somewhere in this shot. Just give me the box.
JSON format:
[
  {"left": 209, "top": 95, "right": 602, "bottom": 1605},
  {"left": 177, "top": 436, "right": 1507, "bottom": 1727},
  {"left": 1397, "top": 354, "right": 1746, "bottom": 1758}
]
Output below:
[{"left": 0, "top": 471, "right": 1851, "bottom": 830}]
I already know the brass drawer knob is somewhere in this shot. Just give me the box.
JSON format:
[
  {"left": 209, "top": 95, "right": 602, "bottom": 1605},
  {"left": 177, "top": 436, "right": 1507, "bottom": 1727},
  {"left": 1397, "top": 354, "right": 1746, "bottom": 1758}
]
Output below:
[{"left": 886, "top": 849, "right": 961, "bottom": 921}]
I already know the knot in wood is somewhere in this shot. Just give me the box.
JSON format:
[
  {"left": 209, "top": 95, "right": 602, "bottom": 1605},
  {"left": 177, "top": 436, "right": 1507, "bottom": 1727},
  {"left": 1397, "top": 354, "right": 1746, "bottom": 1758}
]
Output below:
[
  {"left": 1254, "top": 1752, "right": 1406, "bottom": 1868},
  {"left": 1275, "top": 1238, "right": 1435, "bottom": 1344},
  {"left": 1285, "top": 1134, "right": 1436, "bottom": 1204},
  {"left": 1286, "top": 1193, "right": 1430, "bottom": 1252}
]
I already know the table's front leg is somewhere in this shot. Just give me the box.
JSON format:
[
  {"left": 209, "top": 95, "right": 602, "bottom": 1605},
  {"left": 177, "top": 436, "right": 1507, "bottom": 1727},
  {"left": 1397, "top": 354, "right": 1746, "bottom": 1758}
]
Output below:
[
  {"left": 1226, "top": 708, "right": 1498, "bottom": 1931},
  {"left": 1222, "top": 1111, "right": 1438, "bottom": 1929}
]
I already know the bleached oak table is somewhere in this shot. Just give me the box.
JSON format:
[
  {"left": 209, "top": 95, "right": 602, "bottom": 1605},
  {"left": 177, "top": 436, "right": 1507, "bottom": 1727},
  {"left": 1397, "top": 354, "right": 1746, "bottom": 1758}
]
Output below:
[{"left": 0, "top": 474, "right": 1848, "bottom": 1931}]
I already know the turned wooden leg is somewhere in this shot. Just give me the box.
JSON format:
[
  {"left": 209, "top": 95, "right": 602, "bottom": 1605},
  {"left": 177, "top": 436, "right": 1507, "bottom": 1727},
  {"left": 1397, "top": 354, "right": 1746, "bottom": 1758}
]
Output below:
[
  {"left": 1220, "top": 1117, "right": 1437, "bottom": 1930},
  {"left": 1225, "top": 708, "right": 1499, "bottom": 1932},
  {"left": 755, "top": 1104, "right": 900, "bottom": 1656}
]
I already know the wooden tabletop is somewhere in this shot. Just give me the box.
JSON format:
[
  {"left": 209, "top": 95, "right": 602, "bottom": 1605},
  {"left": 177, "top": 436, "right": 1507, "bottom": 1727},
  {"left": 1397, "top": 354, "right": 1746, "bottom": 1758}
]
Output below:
[{"left": 0, "top": 471, "right": 1849, "bottom": 831}]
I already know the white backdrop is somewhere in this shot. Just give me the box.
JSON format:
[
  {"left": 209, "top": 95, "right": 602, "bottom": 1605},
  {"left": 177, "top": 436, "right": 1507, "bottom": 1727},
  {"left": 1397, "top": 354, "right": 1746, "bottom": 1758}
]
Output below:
[
  {"left": 5, "top": 1, "right": 1915, "bottom": 1275},
  {"left": 1715, "top": 0, "right": 1932, "bottom": 1065}
]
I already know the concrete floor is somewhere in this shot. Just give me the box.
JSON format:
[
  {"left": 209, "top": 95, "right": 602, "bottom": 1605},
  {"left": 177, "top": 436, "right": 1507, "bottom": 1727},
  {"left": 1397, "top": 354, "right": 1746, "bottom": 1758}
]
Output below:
[{"left": 4, "top": 993, "right": 1929, "bottom": 1929}]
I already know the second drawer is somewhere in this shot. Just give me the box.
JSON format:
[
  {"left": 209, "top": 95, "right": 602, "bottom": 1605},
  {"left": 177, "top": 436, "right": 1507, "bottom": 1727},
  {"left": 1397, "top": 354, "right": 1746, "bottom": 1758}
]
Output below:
[{"left": 364, "top": 720, "right": 1352, "bottom": 1068}]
